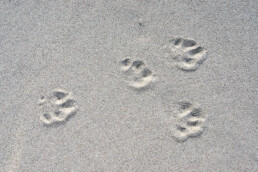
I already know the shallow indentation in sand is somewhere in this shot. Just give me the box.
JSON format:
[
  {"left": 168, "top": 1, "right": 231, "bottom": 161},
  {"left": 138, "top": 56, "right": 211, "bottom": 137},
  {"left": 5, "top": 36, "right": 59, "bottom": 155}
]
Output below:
[
  {"left": 38, "top": 88, "right": 78, "bottom": 126},
  {"left": 120, "top": 57, "right": 155, "bottom": 89},
  {"left": 171, "top": 101, "right": 206, "bottom": 142},
  {"left": 165, "top": 37, "right": 207, "bottom": 71}
]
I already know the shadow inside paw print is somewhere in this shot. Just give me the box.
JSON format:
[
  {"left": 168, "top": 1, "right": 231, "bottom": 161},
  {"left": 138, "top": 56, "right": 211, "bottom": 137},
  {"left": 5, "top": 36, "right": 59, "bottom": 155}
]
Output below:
[
  {"left": 120, "top": 57, "right": 155, "bottom": 89},
  {"left": 173, "top": 101, "right": 206, "bottom": 142},
  {"left": 167, "top": 37, "right": 207, "bottom": 71},
  {"left": 38, "top": 88, "right": 78, "bottom": 126}
]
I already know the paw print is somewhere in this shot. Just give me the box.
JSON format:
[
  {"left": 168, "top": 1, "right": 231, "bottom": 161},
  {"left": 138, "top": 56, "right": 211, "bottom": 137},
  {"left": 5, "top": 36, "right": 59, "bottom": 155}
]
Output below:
[
  {"left": 166, "top": 37, "right": 207, "bottom": 71},
  {"left": 38, "top": 88, "right": 78, "bottom": 125},
  {"left": 120, "top": 57, "right": 155, "bottom": 89},
  {"left": 172, "top": 101, "right": 206, "bottom": 142}
]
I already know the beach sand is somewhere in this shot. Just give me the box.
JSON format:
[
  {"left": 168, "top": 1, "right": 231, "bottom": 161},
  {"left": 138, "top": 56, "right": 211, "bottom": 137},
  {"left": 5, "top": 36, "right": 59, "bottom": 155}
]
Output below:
[{"left": 0, "top": 0, "right": 257, "bottom": 171}]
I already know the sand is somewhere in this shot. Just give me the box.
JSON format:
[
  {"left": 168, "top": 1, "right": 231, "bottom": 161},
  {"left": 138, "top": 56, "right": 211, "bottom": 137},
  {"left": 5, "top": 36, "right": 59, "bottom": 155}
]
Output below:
[{"left": 0, "top": 0, "right": 257, "bottom": 171}]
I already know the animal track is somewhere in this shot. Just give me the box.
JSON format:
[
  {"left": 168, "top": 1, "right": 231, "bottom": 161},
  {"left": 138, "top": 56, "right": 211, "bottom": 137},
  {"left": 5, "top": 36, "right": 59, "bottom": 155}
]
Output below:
[
  {"left": 172, "top": 101, "right": 206, "bottom": 142},
  {"left": 166, "top": 37, "right": 207, "bottom": 71},
  {"left": 38, "top": 88, "right": 78, "bottom": 125},
  {"left": 120, "top": 57, "right": 155, "bottom": 89}
]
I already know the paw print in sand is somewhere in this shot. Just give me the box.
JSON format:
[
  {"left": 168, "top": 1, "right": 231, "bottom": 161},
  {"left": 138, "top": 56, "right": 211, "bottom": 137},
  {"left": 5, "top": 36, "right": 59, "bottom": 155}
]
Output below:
[
  {"left": 172, "top": 101, "right": 206, "bottom": 142},
  {"left": 120, "top": 57, "right": 155, "bottom": 89},
  {"left": 166, "top": 37, "right": 207, "bottom": 71},
  {"left": 38, "top": 88, "right": 78, "bottom": 125}
]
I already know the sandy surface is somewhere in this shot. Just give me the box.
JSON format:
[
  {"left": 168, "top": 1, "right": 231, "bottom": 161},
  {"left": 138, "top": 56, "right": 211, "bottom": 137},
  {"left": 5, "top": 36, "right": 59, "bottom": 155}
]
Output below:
[{"left": 0, "top": 0, "right": 257, "bottom": 171}]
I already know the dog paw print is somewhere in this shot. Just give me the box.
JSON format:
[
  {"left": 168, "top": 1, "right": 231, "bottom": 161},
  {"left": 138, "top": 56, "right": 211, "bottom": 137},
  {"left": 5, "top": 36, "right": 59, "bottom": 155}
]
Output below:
[
  {"left": 38, "top": 88, "right": 78, "bottom": 125},
  {"left": 120, "top": 57, "right": 155, "bottom": 89},
  {"left": 172, "top": 101, "right": 206, "bottom": 142},
  {"left": 166, "top": 37, "right": 207, "bottom": 71}
]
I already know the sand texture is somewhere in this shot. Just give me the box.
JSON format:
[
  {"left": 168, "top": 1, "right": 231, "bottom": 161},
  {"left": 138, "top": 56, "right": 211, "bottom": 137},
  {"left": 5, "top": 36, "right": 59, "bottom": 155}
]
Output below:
[{"left": 0, "top": 0, "right": 257, "bottom": 171}]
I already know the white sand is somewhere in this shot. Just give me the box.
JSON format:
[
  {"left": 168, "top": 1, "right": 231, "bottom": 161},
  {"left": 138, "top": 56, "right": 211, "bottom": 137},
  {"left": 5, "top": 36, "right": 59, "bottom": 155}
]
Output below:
[{"left": 0, "top": 0, "right": 257, "bottom": 171}]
